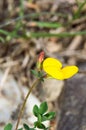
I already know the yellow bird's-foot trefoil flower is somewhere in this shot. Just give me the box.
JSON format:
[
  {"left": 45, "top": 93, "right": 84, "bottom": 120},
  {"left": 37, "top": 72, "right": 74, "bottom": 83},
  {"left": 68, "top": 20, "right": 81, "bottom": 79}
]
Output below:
[{"left": 42, "top": 57, "right": 79, "bottom": 80}]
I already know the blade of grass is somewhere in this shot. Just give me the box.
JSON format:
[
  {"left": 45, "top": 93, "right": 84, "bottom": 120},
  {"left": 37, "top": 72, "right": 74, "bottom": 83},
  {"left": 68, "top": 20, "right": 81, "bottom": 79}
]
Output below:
[
  {"left": 20, "top": 0, "right": 24, "bottom": 17},
  {"left": 26, "top": 31, "right": 86, "bottom": 38},
  {"left": 1, "top": 29, "right": 86, "bottom": 41},
  {"left": 0, "top": 29, "right": 20, "bottom": 42},
  {"left": 73, "top": 0, "right": 86, "bottom": 19},
  {"left": 0, "top": 37, "right": 5, "bottom": 43},
  {"left": 32, "top": 21, "right": 62, "bottom": 28},
  {"left": 11, "top": 0, "right": 24, "bottom": 39},
  {"left": 0, "top": 29, "right": 10, "bottom": 35}
]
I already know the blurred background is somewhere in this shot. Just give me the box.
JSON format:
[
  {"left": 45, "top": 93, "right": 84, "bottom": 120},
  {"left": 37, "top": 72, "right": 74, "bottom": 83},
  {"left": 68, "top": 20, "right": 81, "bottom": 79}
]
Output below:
[{"left": 0, "top": 0, "right": 86, "bottom": 130}]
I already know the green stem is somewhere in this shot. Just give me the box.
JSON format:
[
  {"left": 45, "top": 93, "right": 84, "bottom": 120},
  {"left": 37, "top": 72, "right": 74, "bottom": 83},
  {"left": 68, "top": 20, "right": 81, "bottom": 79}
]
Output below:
[{"left": 15, "top": 79, "right": 40, "bottom": 130}]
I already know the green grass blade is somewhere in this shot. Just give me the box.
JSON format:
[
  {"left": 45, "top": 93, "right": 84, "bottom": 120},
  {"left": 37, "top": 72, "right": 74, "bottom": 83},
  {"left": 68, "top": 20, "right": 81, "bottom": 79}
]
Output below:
[
  {"left": 26, "top": 31, "right": 86, "bottom": 38},
  {"left": 0, "top": 29, "right": 10, "bottom": 35},
  {"left": 73, "top": 0, "right": 86, "bottom": 19},
  {"left": 34, "top": 21, "right": 62, "bottom": 28},
  {"left": 0, "top": 37, "right": 5, "bottom": 42}
]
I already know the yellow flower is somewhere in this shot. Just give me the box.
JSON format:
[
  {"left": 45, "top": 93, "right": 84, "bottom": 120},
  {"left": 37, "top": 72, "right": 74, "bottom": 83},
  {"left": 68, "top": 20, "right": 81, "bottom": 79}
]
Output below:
[{"left": 43, "top": 58, "right": 79, "bottom": 80}]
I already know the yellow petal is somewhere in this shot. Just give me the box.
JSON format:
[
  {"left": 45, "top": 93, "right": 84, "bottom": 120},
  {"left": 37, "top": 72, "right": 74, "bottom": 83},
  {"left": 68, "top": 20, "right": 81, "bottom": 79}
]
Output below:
[
  {"left": 43, "top": 58, "right": 79, "bottom": 80},
  {"left": 43, "top": 66, "right": 64, "bottom": 80},
  {"left": 43, "top": 58, "right": 63, "bottom": 80},
  {"left": 43, "top": 58, "right": 62, "bottom": 69},
  {"left": 61, "top": 66, "right": 79, "bottom": 79}
]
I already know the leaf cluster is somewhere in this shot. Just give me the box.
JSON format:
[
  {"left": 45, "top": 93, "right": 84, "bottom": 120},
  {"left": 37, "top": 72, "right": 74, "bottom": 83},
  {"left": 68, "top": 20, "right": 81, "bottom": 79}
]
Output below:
[
  {"left": 31, "top": 69, "right": 44, "bottom": 81},
  {"left": 4, "top": 102, "right": 55, "bottom": 130},
  {"left": 33, "top": 102, "right": 55, "bottom": 130}
]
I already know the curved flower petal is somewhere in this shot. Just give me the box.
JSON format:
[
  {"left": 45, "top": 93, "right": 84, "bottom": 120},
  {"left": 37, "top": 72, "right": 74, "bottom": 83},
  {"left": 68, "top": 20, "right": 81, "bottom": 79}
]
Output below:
[
  {"left": 43, "top": 58, "right": 62, "bottom": 69},
  {"left": 61, "top": 66, "right": 79, "bottom": 79},
  {"left": 43, "top": 66, "right": 64, "bottom": 80},
  {"left": 43, "top": 58, "right": 63, "bottom": 80}
]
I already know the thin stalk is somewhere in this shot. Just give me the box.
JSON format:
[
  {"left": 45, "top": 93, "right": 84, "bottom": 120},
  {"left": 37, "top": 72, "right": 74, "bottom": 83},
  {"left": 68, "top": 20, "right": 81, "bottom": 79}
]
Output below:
[{"left": 15, "top": 78, "right": 40, "bottom": 130}]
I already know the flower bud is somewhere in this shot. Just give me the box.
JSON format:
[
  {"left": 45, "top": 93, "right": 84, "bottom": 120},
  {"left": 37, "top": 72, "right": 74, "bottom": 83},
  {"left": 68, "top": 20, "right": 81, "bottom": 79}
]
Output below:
[
  {"left": 37, "top": 51, "right": 44, "bottom": 70},
  {"left": 38, "top": 51, "right": 44, "bottom": 63}
]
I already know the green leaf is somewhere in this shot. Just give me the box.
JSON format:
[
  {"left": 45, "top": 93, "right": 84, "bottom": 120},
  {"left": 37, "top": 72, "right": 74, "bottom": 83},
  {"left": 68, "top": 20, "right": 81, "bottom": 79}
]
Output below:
[
  {"left": 31, "top": 70, "right": 44, "bottom": 79},
  {"left": 38, "top": 71, "right": 43, "bottom": 78},
  {"left": 40, "top": 115, "right": 48, "bottom": 122},
  {"left": 31, "top": 70, "right": 39, "bottom": 77},
  {"left": 18, "top": 128, "right": 23, "bottom": 130},
  {"left": 44, "top": 112, "right": 55, "bottom": 120},
  {"left": 23, "top": 124, "right": 34, "bottom": 130},
  {"left": 38, "top": 114, "right": 42, "bottom": 122},
  {"left": 23, "top": 124, "right": 29, "bottom": 130},
  {"left": 33, "top": 105, "right": 39, "bottom": 117},
  {"left": 38, "top": 72, "right": 44, "bottom": 81},
  {"left": 4, "top": 123, "right": 12, "bottom": 130},
  {"left": 39, "top": 102, "right": 48, "bottom": 115},
  {"left": 34, "top": 121, "right": 46, "bottom": 129}
]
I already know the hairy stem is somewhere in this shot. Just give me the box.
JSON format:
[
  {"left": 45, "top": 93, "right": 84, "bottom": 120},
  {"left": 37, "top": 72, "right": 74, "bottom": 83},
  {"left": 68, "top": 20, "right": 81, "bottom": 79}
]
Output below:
[{"left": 15, "top": 79, "right": 40, "bottom": 130}]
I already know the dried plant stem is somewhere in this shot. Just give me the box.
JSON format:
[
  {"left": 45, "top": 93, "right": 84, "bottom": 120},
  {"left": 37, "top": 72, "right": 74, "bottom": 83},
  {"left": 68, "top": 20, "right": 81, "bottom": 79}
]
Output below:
[{"left": 15, "top": 79, "right": 40, "bottom": 130}]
